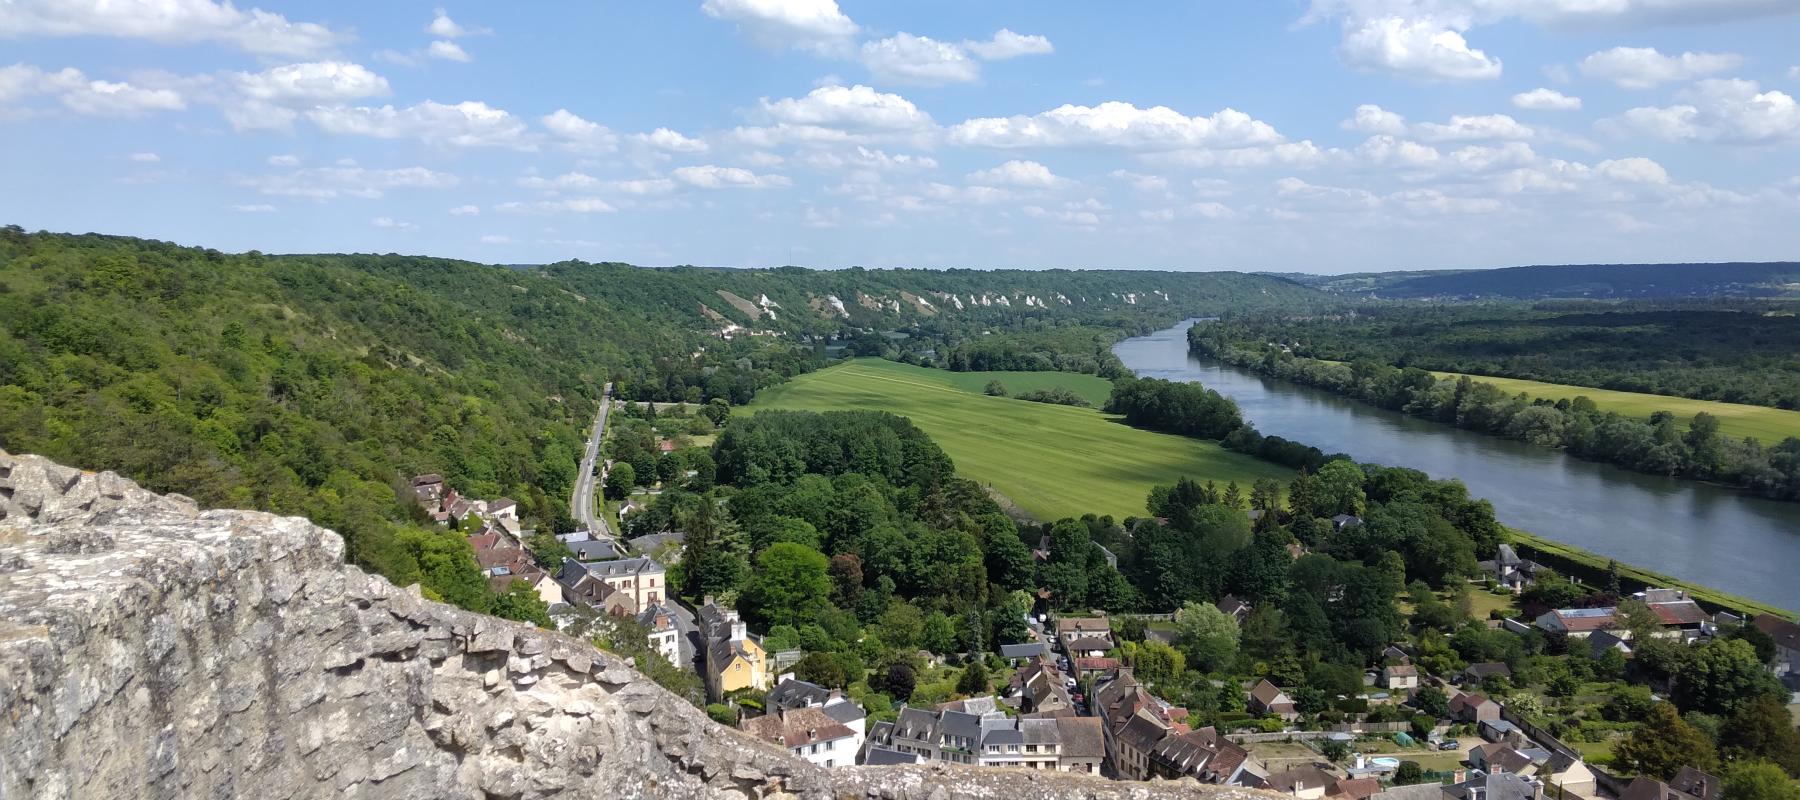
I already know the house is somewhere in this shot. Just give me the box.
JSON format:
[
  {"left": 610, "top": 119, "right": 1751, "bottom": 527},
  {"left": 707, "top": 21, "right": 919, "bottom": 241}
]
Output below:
[
  {"left": 1469, "top": 743, "right": 1541, "bottom": 776},
  {"left": 1092, "top": 670, "right": 1190, "bottom": 779},
  {"left": 1477, "top": 544, "right": 1545, "bottom": 593},
  {"left": 867, "top": 696, "right": 1105, "bottom": 772},
  {"left": 1328, "top": 777, "right": 1383, "bottom": 800},
  {"left": 1054, "top": 717, "right": 1105, "bottom": 775},
  {"left": 487, "top": 497, "right": 518, "bottom": 521},
  {"left": 1539, "top": 752, "right": 1597, "bottom": 797},
  {"left": 1442, "top": 771, "right": 1543, "bottom": 800},
  {"left": 859, "top": 743, "right": 920, "bottom": 766},
  {"left": 1074, "top": 657, "right": 1121, "bottom": 676},
  {"left": 1382, "top": 645, "right": 1413, "bottom": 665},
  {"left": 1330, "top": 514, "right": 1363, "bottom": 532},
  {"left": 1534, "top": 607, "right": 1617, "bottom": 638},
  {"left": 1460, "top": 662, "right": 1512, "bottom": 686},
  {"left": 1585, "top": 630, "right": 1633, "bottom": 660},
  {"left": 557, "top": 561, "right": 638, "bottom": 617},
  {"left": 1478, "top": 719, "right": 1522, "bottom": 744},
  {"left": 1218, "top": 595, "right": 1253, "bottom": 624},
  {"left": 636, "top": 603, "right": 682, "bottom": 666},
  {"left": 411, "top": 473, "right": 445, "bottom": 505},
  {"left": 1010, "top": 663, "right": 1072, "bottom": 715},
  {"left": 1065, "top": 636, "right": 1112, "bottom": 659},
  {"left": 1054, "top": 615, "right": 1113, "bottom": 649},
  {"left": 1114, "top": 711, "right": 1175, "bottom": 780},
  {"left": 1449, "top": 692, "right": 1501, "bottom": 723},
  {"left": 741, "top": 706, "right": 857, "bottom": 768},
  {"left": 626, "top": 531, "right": 685, "bottom": 564},
  {"left": 1620, "top": 772, "right": 1715, "bottom": 800},
  {"left": 766, "top": 678, "right": 867, "bottom": 757},
  {"left": 1668, "top": 766, "right": 1722, "bottom": 800},
  {"left": 568, "top": 537, "right": 625, "bottom": 563},
  {"left": 1264, "top": 765, "right": 1336, "bottom": 799},
  {"left": 700, "top": 597, "right": 770, "bottom": 700},
  {"left": 1639, "top": 589, "right": 1712, "bottom": 639},
  {"left": 578, "top": 555, "right": 665, "bottom": 611},
  {"left": 1752, "top": 613, "right": 1800, "bottom": 676},
  {"left": 999, "top": 642, "right": 1049, "bottom": 665},
  {"left": 1146, "top": 725, "right": 1256, "bottom": 786},
  {"left": 1382, "top": 664, "right": 1419, "bottom": 693},
  {"left": 1248, "top": 679, "right": 1300, "bottom": 722}
]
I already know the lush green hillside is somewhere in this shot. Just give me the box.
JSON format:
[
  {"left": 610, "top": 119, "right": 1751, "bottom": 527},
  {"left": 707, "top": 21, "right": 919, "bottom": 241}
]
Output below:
[
  {"left": 1373, "top": 262, "right": 1800, "bottom": 299},
  {"left": 749, "top": 359, "right": 1291, "bottom": 521},
  {"left": 1418, "top": 370, "right": 1800, "bottom": 445}
]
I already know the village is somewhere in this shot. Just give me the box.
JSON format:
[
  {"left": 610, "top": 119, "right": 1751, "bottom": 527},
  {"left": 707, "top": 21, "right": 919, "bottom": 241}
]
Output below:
[{"left": 407, "top": 415, "right": 1800, "bottom": 800}]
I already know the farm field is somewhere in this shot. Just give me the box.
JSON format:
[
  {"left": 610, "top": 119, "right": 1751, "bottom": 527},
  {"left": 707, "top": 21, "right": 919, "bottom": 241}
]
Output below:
[
  {"left": 1426, "top": 369, "right": 1800, "bottom": 444},
  {"left": 933, "top": 368, "right": 1116, "bottom": 407},
  {"left": 750, "top": 359, "right": 1291, "bottom": 521}
]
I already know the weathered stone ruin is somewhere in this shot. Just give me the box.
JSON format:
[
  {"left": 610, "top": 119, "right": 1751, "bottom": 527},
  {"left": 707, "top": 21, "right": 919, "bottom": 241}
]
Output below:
[{"left": 0, "top": 450, "right": 1273, "bottom": 798}]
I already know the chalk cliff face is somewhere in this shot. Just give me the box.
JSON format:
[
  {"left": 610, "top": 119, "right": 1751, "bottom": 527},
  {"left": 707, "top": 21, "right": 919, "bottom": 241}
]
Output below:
[{"left": 0, "top": 451, "right": 1271, "bottom": 799}]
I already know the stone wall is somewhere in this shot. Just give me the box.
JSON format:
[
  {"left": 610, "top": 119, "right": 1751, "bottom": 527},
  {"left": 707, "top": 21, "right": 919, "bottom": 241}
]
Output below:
[{"left": 0, "top": 451, "right": 1274, "bottom": 799}]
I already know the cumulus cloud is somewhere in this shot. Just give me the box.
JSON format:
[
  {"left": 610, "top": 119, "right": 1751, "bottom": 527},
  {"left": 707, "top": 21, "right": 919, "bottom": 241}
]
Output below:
[
  {"left": 449, "top": 204, "right": 480, "bottom": 215},
  {"left": 268, "top": 154, "right": 299, "bottom": 166},
  {"left": 231, "top": 203, "right": 276, "bottom": 213},
  {"left": 129, "top": 152, "right": 161, "bottom": 162},
  {"left": 632, "top": 127, "right": 709, "bottom": 153},
  {"left": 428, "top": 40, "right": 471, "bottom": 62},
  {"left": 757, "top": 84, "right": 936, "bottom": 138},
  {"left": 0, "top": 0, "right": 344, "bottom": 57},
  {"left": 964, "top": 29, "right": 1053, "bottom": 60},
  {"left": 1343, "top": 103, "right": 1408, "bottom": 134},
  {"left": 701, "top": 0, "right": 858, "bottom": 56},
  {"left": 949, "top": 101, "right": 1283, "bottom": 150},
  {"left": 518, "top": 172, "right": 602, "bottom": 191},
  {"left": 427, "top": 8, "right": 487, "bottom": 38},
  {"left": 1579, "top": 47, "right": 1741, "bottom": 89},
  {"left": 672, "top": 165, "right": 792, "bottom": 189},
  {"left": 966, "top": 160, "right": 1063, "bottom": 188},
  {"left": 1512, "top": 88, "right": 1581, "bottom": 111},
  {"left": 1274, "top": 176, "right": 1383, "bottom": 211},
  {"left": 1110, "top": 170, "right": 1170, "bottom": 192},
  {"left": 478, "top": 234, "right": 511, "bottom": 244},
  {"left": 860, "top": 33, "right": 980, "bottom": 86},
  {"left": 311, "top": 100, "right": 531, "bottom": 148},
  {"left": 541, "top": 108, "right": 618, "bottom": 153},
  {"left": 1606, "top": 79, "right": 1800, "bottom": 144},
  {"left": 1596, "top": 157, "right": 1672, "bottom": 184},
  {"left": 1415, "top": 113, "right": 1533, "bottom": 141},
  {"left": 1336, "top": 16, "right": 1501, "bottom": 81},
  {"left": 5, "top": 65, "right": 189, "bottom": 116},
  {"left": 241, "top": 165, "right": 459, "bottom": 199},
  {"left": 222, "top": 61, "right": 390, "bottom": 131},
  {"left": 371, "top": 216, "right": 417, "bottom": 231},
  {"left": 802, "top": 146, "right": 937, "bottom": 175},
  {"left": 496, "top": 197, "right": 617, "bottom": 214}
]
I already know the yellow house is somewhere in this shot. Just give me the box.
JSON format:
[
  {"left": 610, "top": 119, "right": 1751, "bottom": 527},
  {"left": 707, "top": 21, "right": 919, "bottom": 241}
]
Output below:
[{"left": 700, "top": 597, "right": 771, "bottom": 700}]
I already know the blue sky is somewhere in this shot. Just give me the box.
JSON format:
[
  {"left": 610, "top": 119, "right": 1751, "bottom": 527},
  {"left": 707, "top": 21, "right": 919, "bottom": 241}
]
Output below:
[{"left": 2, "top": 0, "right": 1797, "bottom": 273}]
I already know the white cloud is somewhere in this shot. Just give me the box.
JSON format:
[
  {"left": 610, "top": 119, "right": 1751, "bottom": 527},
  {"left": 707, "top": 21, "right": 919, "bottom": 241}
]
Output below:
[
  {"left": 428, "top": 40, "right": 471, "bottom": 62},
  {"left": 310, "top": 101, "right": 530, "bottom": 149},
  {"left": 518, "top": 172, "right": 603, "bottom": 191},
  {"left": 1336, "top": 16, "right": 1501, "bottom": 81},
  {"left": 964, "top": 29, "right": 1053, "bottom": 60},
  {"left": 428, "top": 9, "right": 486, "bottom": 38},
  {"left": 1596, "top": 157, "right": 1672, "bottom": 184},
  {"left": 1343, "top": 103, "right": 1407, "bottom": 134},
  {"left": 268, "top": 154, "right": 299, "bottom": 166},
  {"left": 371, "top": 216, "right": 417, "bottom": 231},
  {"left": 222, "top": 61, "right": 390, "bottom": 131},
  {"left": 1022, "top": 205, "right": 1102, "bottom": 227},
  {"left": 1579, "top": 47, "right": 1741, "bottom": 89},
  {"left": 1148, "top": 141, "right": 1334, "bottom": 169},
  {"left": 672, "top": 165, "right": 792, "bottom": 189},
  {"left": 758, "top": 84, "right": 936, "bottom": 133},
  {"left": 0, "top": 0, "right": 344, "bottom": 57},
  {"left": 1110, "top": 170, "right": 1170, "bottom": 192},
  {"left": 1512, "top": 88, "right": 1581, "bottom": 111},
  {"left": 632, "top": 127, "right": 709, "bottom": 153},
  {"left": 231, "top": 203, "right": 276, "bottom": 213},
  {"left": 479, "top": 234, "right": 511, "bottom": 244},
  {"left": 950, "top": 101, "right": 1283, "bottom": 150},
  {"left": 497, "top": 197, "right": 616, "bottom": 214},
  {"left": 923, "top": 183, "right": 1014, "bottom": 205},
  {"left": 802, "top": 146, "right": 936, "bottom": 174},
  {"left": 700, "top": 0, "right": 858, "bottom": 56},
  {"left": 449, "top": 204, "right": 480, "bottom": 215},
  {"left": 1357, "top": 135, "right": 1443, "bottom": 168},
  {"left": 610, "top": 178, "right": 678, "bottom": 195},
  {"left": 242, "top": 166, "right": 458, "bottom": 199},
  {"left": 966, "top": 160, "right": 1063, "bottom": 188},
  {"left": 540, "top": 108, "right": 618, "bottom": 153},
  {"left": 0, "top": 65, "right": 187, "bottom": 116},
  {"left": 129, "top": 152, "right": 161, "bottom": 162},
  {"left": 1415, "top": 114, "right": 1533, "bottom": 141},
  {"left": 1390, "top": 188, "right": 1503, "bottom": 215},
  {"left": 860, "top": 33, "right": 980, "bottom": 86},
  {"left": 1607, "top": 79, "right": 1800, "bottom": 144}
]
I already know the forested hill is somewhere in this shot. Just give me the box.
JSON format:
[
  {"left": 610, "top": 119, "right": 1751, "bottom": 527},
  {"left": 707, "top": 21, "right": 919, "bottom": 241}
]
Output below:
[{"left": 1368, "top": 262, "right": 1800, "bottom": 300}]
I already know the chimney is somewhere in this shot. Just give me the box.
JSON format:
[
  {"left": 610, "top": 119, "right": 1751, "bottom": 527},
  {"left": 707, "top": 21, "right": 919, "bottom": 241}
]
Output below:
[{"left": 703, "top": 594, "right": 715, "bottom": 607}]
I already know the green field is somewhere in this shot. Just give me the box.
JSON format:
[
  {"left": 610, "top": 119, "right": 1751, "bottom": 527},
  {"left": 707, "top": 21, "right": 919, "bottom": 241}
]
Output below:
[
  {"left": 751, "top": 359, "right": 1291, "bottom": 521},
  {"left": 1427, "top": 370, "right": 1800, "bottom": 444},
  {"left": 933, "top": 369, "right": 1116, "bottom": 407}
]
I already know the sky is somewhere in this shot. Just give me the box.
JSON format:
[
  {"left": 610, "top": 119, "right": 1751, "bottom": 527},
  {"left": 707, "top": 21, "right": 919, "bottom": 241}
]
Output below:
[{"left": 2, "top": 1, "right": 1798, "bottom": 274}]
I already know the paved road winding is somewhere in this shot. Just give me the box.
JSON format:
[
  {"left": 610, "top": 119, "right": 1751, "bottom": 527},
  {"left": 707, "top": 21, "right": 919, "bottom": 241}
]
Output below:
[{"left": 570, "top": 383, "right": 613, "bottom": 537}]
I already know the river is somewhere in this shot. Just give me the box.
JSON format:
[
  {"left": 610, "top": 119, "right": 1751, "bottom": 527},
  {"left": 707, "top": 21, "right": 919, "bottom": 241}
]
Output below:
[{"left": 1113, "top": 320, "right": 1800, "bottom": 613}]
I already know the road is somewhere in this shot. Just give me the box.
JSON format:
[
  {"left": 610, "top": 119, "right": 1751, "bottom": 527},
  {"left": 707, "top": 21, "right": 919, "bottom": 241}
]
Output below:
[{"left": 570, "top": 382, "right": 614, "bottom": 537}]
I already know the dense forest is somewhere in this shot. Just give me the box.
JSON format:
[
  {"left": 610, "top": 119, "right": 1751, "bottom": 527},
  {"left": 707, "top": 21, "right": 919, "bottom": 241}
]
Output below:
[
  {"left": 1191, "top": 324, "right": 1800, "bottom": 501},
  {"left": 1196, "top": 305, "right": 1800, "bottom": 409},
  {"left": 1364, "top": 262, "right": 1800, "bottom": 300}
]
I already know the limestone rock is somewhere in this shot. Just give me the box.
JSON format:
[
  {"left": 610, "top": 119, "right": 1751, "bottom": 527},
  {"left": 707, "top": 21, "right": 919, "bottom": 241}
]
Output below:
[{"left": 0, "top": 450, "right": 1275, "bottom": 799}]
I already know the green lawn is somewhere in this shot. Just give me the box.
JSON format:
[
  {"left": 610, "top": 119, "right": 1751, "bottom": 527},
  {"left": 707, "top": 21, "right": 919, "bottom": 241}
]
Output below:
[
  {"left": 751, "top": 359, "right": 1292, "bottom": 521},
  {"left": 1425, "top": 369, "right": 1800, "bottom": 444},
  {"left": 933, "top": 369, "right": 1116, "bottom": 407}
]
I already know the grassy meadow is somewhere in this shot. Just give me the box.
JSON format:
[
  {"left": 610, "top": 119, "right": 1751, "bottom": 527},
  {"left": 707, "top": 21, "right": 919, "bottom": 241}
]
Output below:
[
  {"left": 751, "top": 359, "right": 1291, "bottom": 521},
  {"left": 1426, "top": 370, "right": 1800, "bottom": 444}
]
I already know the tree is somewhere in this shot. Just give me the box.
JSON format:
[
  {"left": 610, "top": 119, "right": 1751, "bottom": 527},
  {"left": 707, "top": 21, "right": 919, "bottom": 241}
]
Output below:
[
  {"left": 1613, "top": 703, "right": 1719, "bottom": 780},
  {"left": 1675, "top": 637, "right": 1786, "bottom": 717},
  {"left": 744, "top": 543, "right": 831, "bottom": 630},
  {"left": 1722, "top": 695, "right": 1800, "bottom": 777},
  {"left": 956, "top": 662, "right": 990, "bottom": 696},
  {"left": 876, "top": 663, "right": 917, "bottom": 703},
  {"left": 1394, "top": 761, "right": 1425, "bottom": 786},
  {"left": 604, "top": 463, "right": 636, "bottom": 500},
  {"left": 1319, "top": 738, "right": 1350, "bottom": 762},
  {"left": 793, "top": 652, "right": 848, "bottom": 689},
  {"left": 702, "top": 398, "right": 730, "bottom": 426},
  {"left": 1615, "top": 599, "right": 1662, "bottom": 642},
  {"left": 490, "top": 579, "right": 553, "bottom": 628},
  {"left": 1412, "top": 686, "right": 1449, "bottom": 719},
  {"left": 1172, "top": 601, "right": 1240, "bottom": 673},
  {"left": 983, "top": 380, "right": 1008, "bottom": 397},
  {"left": 524, "top": 530, "right": 573, "bottom": 570},
  {"left": 1723, "top": 761, "right": 1800, "bottom": 800},
  {"left": 1315, "top": 460, "right": 1367, "bottom": 517}
]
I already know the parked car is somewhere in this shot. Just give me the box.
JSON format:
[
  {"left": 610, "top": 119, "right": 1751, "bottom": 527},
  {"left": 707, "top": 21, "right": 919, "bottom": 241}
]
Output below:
[{"left": 1437, "top": 739, "right": 1461, "bottom": 751}]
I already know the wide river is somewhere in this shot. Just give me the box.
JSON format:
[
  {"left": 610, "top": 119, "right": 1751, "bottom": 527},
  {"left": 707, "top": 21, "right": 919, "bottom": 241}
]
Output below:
[{"left": 1114, "top": 320, "right": 1800, "bottom": 613}]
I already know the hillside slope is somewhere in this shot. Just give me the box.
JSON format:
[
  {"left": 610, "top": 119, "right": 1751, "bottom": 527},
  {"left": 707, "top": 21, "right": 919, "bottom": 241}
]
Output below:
[{"left": 1373, "top": 262, "right": 1800, "bottom": 299}]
